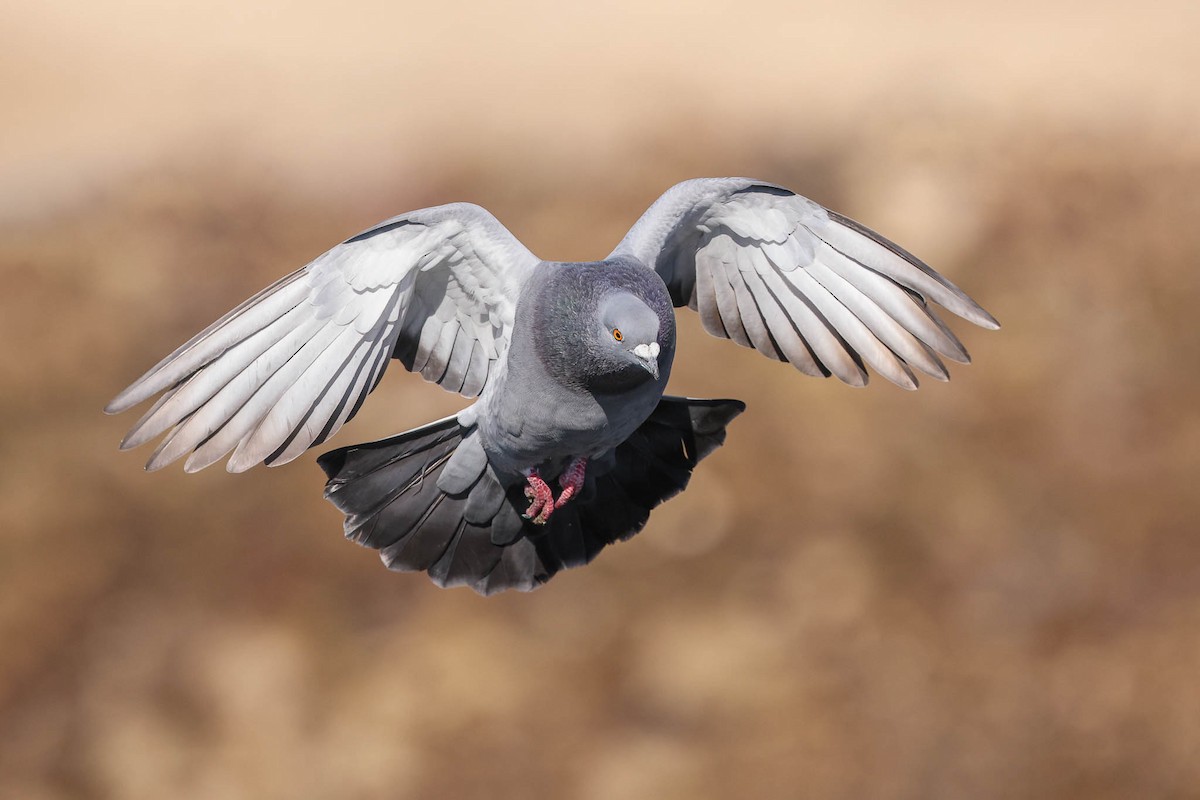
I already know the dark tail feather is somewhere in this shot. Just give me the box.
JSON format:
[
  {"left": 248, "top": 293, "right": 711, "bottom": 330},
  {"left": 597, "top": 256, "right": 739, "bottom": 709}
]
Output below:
[
  {"left": 527, "top": 397, "right": 746, "bottom": 577},
  {"left": 317, "top": 397, "right": 745, "bottom": 595},
  {"left": 317, "top": 416, "right": 462, "bottom": 552},
  {"left": 319, "top": 417, "right": 541, "bottom": 593}
]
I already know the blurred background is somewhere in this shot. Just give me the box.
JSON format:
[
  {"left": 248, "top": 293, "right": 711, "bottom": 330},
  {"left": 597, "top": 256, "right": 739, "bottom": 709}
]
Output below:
[{"left": 4, "top": 1, "right": 1200, "bottom": 797}]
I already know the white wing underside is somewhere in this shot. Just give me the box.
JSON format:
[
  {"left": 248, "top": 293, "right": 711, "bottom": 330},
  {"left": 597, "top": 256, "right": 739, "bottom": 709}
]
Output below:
[
  {"left": 611, "top": 178, "right": 999, "bottom": 389},
  {"left": 106, "top": 203, "right": 538, "bottom": 473}
]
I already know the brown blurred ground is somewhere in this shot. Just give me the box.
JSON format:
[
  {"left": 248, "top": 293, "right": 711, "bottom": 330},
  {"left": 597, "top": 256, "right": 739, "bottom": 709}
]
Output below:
[{"left": 3, "top": 2, "right": 1200, "bottom": 799}]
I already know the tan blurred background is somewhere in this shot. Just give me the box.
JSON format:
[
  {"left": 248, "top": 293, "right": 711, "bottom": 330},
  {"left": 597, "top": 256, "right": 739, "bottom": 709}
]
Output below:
[{"left": 4, "top": 1, "right": 1200, "bottom": 798}]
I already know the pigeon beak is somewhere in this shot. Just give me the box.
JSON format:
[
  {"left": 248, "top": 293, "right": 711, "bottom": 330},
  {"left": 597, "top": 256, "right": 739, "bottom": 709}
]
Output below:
[{"left": 632, "top": 342, "right": 661, "bottom": 380}]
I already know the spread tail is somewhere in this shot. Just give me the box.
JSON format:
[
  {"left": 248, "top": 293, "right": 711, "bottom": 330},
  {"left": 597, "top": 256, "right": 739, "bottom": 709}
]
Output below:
[{"left": 318, "top": 397, "right": 746, "bottom": 595}]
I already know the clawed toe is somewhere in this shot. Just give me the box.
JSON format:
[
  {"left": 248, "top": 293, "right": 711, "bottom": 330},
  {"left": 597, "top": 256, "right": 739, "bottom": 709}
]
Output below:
[
  {"left": 521, "top": 459, "right": 588, "bottom": 525},
  {"left": 554, "top": 456, "right": 588, "bottom": 509},
  {"left": 522, "top": 468, "right": 555, "bottom": 525}
]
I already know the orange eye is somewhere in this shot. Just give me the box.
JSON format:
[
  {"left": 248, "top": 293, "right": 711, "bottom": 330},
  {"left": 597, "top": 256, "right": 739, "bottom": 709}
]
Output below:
[{"left": 612, "top": 328, "right": 623, "bottom": 342}]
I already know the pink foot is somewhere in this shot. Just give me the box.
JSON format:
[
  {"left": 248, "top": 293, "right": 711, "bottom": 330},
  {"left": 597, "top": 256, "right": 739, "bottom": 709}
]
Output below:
[
  {"left": 523, "top": 468, "right": 555, "bottom": 525},
  {"left": 554, "top": 456, "right": 588, "bottom": 509}
]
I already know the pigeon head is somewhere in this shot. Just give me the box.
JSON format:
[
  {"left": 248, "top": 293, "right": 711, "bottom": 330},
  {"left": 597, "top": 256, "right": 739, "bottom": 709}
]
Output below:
[
  {"left": 531, "top": 261, "right": 674, "bottom": 394},
  {"left": 597, "top": 291, "right": 662, "bottom": 381}
]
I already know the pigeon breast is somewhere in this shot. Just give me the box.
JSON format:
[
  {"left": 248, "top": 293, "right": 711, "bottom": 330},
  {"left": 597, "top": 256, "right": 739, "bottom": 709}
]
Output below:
[{"left": 475, "top": 257, "right": 676, "bottom": 477}]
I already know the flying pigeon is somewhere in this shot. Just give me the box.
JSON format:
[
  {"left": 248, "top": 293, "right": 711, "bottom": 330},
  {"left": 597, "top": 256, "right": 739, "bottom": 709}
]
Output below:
[{"left": 106, "top": 177, "right": 998, "bottom": 594}]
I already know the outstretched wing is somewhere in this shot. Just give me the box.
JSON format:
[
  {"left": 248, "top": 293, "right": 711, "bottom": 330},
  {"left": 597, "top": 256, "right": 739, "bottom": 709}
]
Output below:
[
  {"left": 106, "top": 203, "right": 539, "bottom": 473},
  {"left": 611, "top": 178, "right": 999, "bottom": 389}
]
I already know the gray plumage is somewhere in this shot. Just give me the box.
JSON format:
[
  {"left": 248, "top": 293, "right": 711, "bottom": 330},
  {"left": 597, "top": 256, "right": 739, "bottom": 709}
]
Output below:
[{"left": 107, "top": 177, "right": 999, "bottom": 594}]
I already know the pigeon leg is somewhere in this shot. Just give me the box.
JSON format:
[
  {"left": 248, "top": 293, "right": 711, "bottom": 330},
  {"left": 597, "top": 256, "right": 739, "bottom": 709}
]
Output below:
[
  {"left": 522, "top": 468, "right": 555, "bottom": 525},
  {"left": 554, "top": 456, "right": 588, "bottom": 509}
]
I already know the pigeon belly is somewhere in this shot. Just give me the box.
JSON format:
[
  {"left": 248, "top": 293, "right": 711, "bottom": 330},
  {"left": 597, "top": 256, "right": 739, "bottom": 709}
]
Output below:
[{"left": 475, "top": 360, "right": 666, "bottom": 480}]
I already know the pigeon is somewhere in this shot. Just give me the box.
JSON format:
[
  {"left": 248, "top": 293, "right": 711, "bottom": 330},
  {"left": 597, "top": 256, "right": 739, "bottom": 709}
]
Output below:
[{"left": 106, "top": 177, "right": 999, "bottom": 594}]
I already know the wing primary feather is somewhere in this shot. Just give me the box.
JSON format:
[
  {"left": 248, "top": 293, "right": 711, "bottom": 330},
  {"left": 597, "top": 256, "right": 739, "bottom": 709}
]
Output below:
[
  {"left": 107, "top": 271, "right": 309, "bottom": 414},
  {"left": 259, "top": 336, "right": 374, "bottom": 467},
  {"left": 118, "top": 383, "right": 185, "bottom": 451},
  {"left": 349, "top": 335, "right": 395, "bottom": 419},
  {"left": 286, "top": 334, "right": 391, "bottom": 467},
  {"left": 739, "top": 268, "right": 826, "bottom": 375},
  {"left": 730, "top": 275, "right": 782, "bottom": 360},
  {"left": 758, "top": 268, "right": 866, "bottom": 385},
  {"left": 170, "top": 318, "right": 341, "bottom": 472},
  {"left": 813, "top": 213, "right": 1000, "bottom": 330},
  {"left": 314, "top": 293, "right": 407, "bottom": 450},
  {"left": 807, "top": 259, "right": 947, "bottom": 381},
  {"left": 257, "top": 289, "right": 405, "bottom": 465},
  {"left": 920, "top": 301, "right": 972, "bottom": 364},
  {"left": 818, "top": 243, "right": 968, "bottom": 363},
  {"left": 323, "top": 328, "right": 395, "bottom": 449},
  {"left": 783, "top": 266, "right": 914, "bottom": 389},
  {"left": 146, "top": 314, "right": 328, "bottom": 471},
  {"left": 118, "top": 301, "right": 312, "bottom": 449},
  {"left": 315, "top": 335, "right": 394, "bottom": 450},
  {"left": 229, "top": 322, "right": 370, "bottom": 471}
]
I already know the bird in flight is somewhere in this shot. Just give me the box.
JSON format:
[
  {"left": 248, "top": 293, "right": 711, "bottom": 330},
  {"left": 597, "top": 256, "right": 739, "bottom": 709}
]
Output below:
[{"left": 107, "top": 178, "right": 998, "bottom": 594}]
